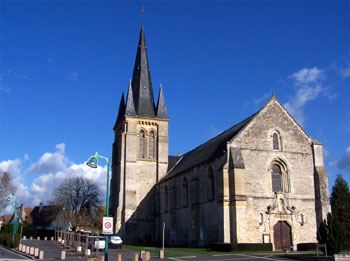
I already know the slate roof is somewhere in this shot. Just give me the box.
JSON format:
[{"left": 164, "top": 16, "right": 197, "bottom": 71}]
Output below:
[
  {"left": 167, "top": 155, "right": 182, "bottom": 173},
  {"left": 30, "top": 205, "right": 61, "bottom": 227},
  {"left": 163, "top": 112, "right": 257, "bottom": 181},
  {"left": 131, "top": 25, "right": 156, "bottom": 118}
]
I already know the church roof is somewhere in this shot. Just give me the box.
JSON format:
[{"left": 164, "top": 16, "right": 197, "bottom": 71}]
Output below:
[{"left": 164, "top": 112, "right": 257, "bottom": 180}]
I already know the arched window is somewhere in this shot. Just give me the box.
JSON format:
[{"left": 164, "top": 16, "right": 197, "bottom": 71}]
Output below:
[
  {"left": 207, "top": 167, "right": 214, "bottom": 201},
  {"left": 182, "top": 177, "right": 188, "bottom": 208},
  {"left": 273, "top": 131, "right": 282, "bottom": 150},
  {"left": 139, "top": 130, "right": 145, "bottom": 158},
  {"left": 149, "top": 131, "right": 155, "bottom": 159},
  {"left": 272, "top": 164, "right": 282, "bottom": 192},
  {"left": 164, "top": 186, "right": 168, "bottom": 212}
]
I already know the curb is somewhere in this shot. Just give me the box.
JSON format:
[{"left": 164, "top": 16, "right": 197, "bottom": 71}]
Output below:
[{"left": 0, "top": 244, "right": 34, "bottom": 260}]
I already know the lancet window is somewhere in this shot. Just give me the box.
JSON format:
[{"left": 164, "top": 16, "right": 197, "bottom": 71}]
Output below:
[{"left": 139, "top": 130, "right": 146, "bottom": 158}]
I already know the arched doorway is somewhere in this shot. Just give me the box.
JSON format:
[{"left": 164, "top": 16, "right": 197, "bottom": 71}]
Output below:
[{"left": 273, "top": 221, "right": 291, "bottom": 251}]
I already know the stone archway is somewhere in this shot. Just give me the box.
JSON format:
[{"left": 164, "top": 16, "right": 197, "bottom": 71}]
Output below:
[{"left": 273, "top": 221, "right": 291, "bottom": 251}]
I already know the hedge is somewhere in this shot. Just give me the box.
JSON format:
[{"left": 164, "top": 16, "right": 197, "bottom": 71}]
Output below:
[
  {"left": 297, "top": 243, "right": 317, "bottom": 251},
  {"left": 0, "top": 233, "right": 21, "bottom": 248},
  {"left": 211, "top": 242, "right": 273, "bottom": 252}
]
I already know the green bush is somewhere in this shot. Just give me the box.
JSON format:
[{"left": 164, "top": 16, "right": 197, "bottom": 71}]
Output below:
[
  {"left": 211, "top": 242, "right": 273, "bottom": 252},
  {"left": 317, "top": 213, "right": 345, "bottom": 255},
  {"left": 297, "top": 243, "right": 317, "bottom": 251}
]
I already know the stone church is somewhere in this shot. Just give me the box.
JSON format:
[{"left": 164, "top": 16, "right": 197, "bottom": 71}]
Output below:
[{"left": 109, "top": 26, "right": 331, "bottom": 250}]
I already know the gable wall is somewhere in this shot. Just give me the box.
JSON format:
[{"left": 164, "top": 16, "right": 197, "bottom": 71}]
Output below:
[{"left": 230, "top": 99, "right": 318, "bottom": 247}]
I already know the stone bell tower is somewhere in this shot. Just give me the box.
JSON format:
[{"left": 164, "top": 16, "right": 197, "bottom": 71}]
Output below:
[{"left": 110, "top": 26, "right": 169, "bottom": 245}]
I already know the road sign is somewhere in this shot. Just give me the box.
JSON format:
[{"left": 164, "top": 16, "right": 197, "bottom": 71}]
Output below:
[{"left": 102, "top": 217, "right": 113, "bottom": 235}]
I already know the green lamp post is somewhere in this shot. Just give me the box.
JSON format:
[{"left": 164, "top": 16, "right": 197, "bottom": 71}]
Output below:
[
  {"left": 7, "top": 194, "right": 19, "bottom": 244},
  {"left": 86, "top": 152, "right": 111, "bottom": 261}
]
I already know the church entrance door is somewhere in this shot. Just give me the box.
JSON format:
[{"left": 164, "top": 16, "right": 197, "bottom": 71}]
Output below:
[{"left": 273, "top": 221, "right": 291, "bottom": 251}]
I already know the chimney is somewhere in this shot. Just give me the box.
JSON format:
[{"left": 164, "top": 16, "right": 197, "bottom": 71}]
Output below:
[{"left": 39, "top": 202, "right": 43, "bottom": 213}]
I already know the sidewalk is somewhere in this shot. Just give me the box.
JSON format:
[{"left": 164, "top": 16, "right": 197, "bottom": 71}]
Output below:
[{"left": 20, "top": 239, "right": 85, "bottom": 260}]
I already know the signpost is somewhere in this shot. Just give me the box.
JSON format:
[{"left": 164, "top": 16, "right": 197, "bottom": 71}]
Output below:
[{"left": 103, "top": 217, "right": 113, "bottom": 235}]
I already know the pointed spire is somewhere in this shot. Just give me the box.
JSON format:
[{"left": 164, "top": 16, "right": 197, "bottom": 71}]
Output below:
[
  {"left": 131, "top": 26, "right": 156, "bottom": 118},
  {"left": 113, "top": 92, "right": 125, "bottom": 130},
  {"left": 125, "top": 80, "right": 136, "bottom": 116},
  {"left": 156, "top": 84, "right": 168, "bottom": 119}
]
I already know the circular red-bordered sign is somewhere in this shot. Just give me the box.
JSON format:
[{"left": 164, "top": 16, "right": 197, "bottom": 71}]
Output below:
[{"left": 104, "top": 222, "right": 112, "bottom": 229}]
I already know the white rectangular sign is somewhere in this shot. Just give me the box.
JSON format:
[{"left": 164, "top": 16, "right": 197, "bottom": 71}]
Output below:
[{"left": 102, "top": 217, "right": 113, "bottom": 235}]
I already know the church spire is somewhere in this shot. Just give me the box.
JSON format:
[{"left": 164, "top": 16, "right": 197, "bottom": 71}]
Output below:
[
  {"left": 125, "top": 80, "right": 137, "bottom": 116},
  {"left": 156, "top": 84, "right": 168, "bottom": 119},
  {"left": 131, "top": 26, "right": 156, "bottom": 118},
  {"left": 113, "top": 92, "right": 125, "bottom": 130}
]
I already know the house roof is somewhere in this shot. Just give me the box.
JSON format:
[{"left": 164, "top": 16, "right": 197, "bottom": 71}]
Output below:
[
  {"left": 30, "top": 205, "right": 61, "bottom": 226},
  {"left": 0, "top": 214, "right": 12, "bottom": 223},
  {"left": 162, "top": 112, "right": 257, "bottom": 181}
]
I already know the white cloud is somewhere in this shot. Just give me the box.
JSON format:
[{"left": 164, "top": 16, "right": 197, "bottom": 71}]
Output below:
[
  {"left": 290, "top": 67, "right": 324, "bottom": 85},
  {"left": 284, "top": 67, "right": 325, "bottom": 126},
  {"left": 0, "top": 144, "right": 108, "bottom": 214}
]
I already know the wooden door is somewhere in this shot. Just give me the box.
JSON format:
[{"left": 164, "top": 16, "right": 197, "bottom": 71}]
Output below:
[{"left": 273, "top": 221, "right": 291, "bottom": 251}]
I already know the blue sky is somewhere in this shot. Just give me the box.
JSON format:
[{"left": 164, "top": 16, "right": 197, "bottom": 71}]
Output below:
[{"left": 0, "top": 1, "right": 349, "bottom": 211}]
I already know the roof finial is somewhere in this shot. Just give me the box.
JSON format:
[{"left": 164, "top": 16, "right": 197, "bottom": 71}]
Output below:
[{"left": 272, "top": 92, "right": 275, "bottom": 97}]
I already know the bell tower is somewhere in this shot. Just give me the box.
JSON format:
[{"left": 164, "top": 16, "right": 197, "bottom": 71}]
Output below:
[{"left": 110, "top": 26, "right": 169, "bottom": 244}]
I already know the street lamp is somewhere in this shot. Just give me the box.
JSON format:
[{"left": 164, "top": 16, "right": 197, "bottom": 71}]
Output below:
[
  {"left": 86, "top": 152, "right": 110, "bottom": 261},
  {"left": 7, "top": 194, "right": 19, "bottom": 244}
]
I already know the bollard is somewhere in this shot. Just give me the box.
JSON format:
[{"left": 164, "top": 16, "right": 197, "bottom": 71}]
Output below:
[
  {"left": 77, "top": 246, "right": 82, "bottom": 252},
  {"left": 115, "top": 254, "right": 122, "bottom": 261},
  {"left": 51, "top": 236, "right": 54, "bottom": 241},
  {"left": 61, "top": 239, "right": 65, "bottom": 244},
  {"left": 39, "top": 250, "right": 44, "bottom": 260},
  {"left": 98, "top": 256, "right": 104, "bottom": 261},
  {"left": 37, "top": 236, "right": 40, "bottom": 240},
  {"left": 23, "top": 236, "right": 26, "bottom": 240},
  {"left": 145, "top": 251, "right": 150, "bottom": 261},
  {"left": 85, "top": 249, "right": 91, "bottom": 256},
  {"left": 35, "top": 248, "right": 39, "bottom": 257},
  {"left": 132, "top": 253, "right": 138, "bottom": 261},
  {"left": 44, "top": 236, "right": 47, "bottom": 240},
  {"left": 61, "top": 250, "right": 66, "bottom": 260},
  {"left": 30, "top": 236, "right": 33, "bottom": 240},
  {"left": 26, "top": 246, "right": 30, "bottom": 254},
  {"left": 140, "top": 250, "right": 145, "bottom": 260},
  {"left": 159, "top": 249, "right": 164, "bottom": 259},
  {"left": 30, "top": 247, "right": 34, "bottom": 255}
]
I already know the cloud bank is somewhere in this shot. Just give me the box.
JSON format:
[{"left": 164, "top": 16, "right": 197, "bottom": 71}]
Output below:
[{"left": 0, "top": 144, "right": 107, "bottom": 214}]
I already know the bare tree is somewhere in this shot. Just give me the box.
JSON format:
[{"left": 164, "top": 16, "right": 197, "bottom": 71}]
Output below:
[
  {"left": 51, "top": 176, "right": 101, "bottom": 231},
  {"left": 0, "top": 170, "right": 16, "bottom": 212}
]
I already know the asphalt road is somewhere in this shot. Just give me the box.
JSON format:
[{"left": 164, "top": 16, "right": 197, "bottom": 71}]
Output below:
[{"left": 0, "top": 246, "right": 30, "bottom": 260}]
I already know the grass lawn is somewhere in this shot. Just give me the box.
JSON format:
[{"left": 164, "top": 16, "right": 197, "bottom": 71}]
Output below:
[
  {"left": 123, "top": 245, "right": 283, "bottom": 256},
  {"left": 122, "top": 245, "right": 185, "bottom": 258},
  {"left": 166, "top": 247, "right": 284, "bottom": 255}
]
